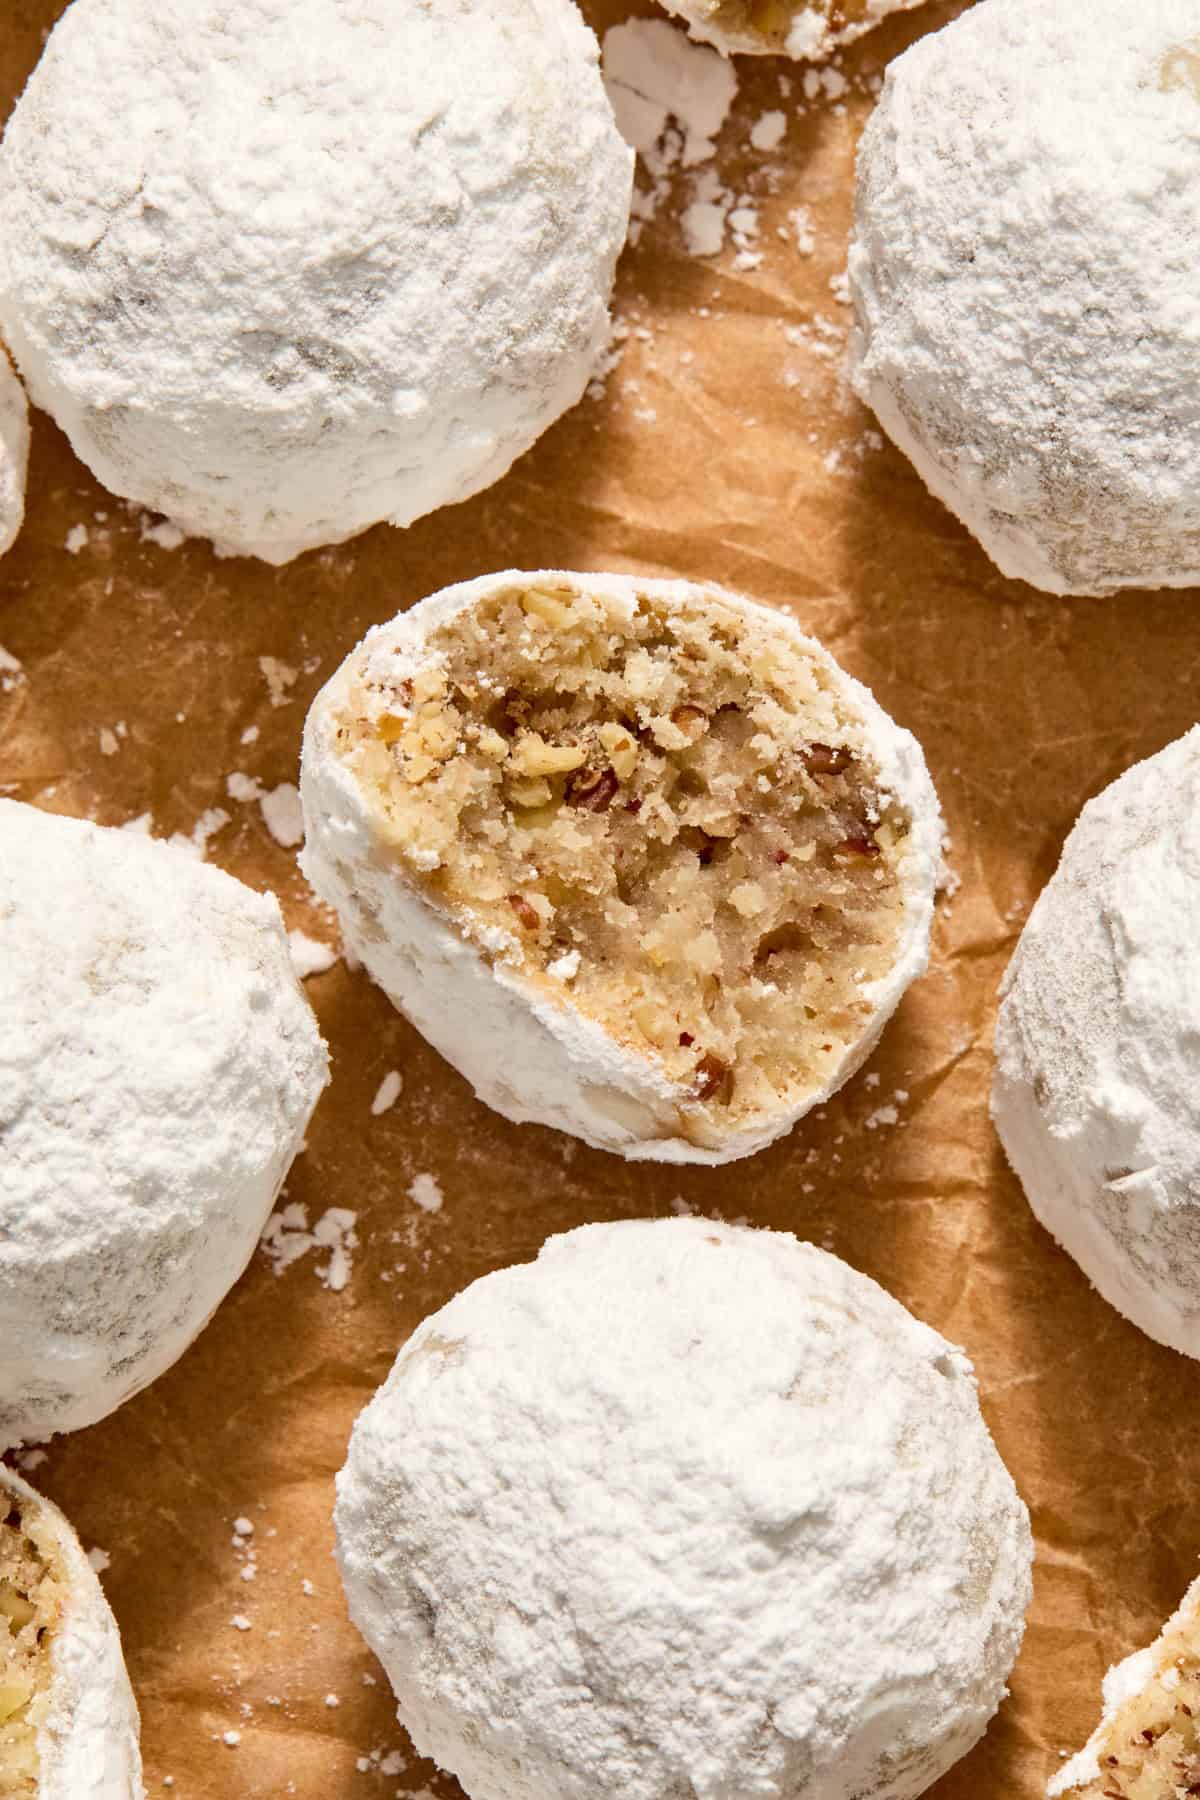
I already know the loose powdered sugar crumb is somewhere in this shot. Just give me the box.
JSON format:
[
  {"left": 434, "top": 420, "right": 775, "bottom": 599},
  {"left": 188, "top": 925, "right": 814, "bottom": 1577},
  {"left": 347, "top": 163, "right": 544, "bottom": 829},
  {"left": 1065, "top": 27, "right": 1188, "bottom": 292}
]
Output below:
[
  {"left": 0, "top": 645, "right": 25, "bottom": 693},
  {"left": 260, "top": 1204, "right": 360, "bottom": 1291},
  {"left": 750, "top": 110, "right": 786, "bottom": 153},
  {"left": 260, "top": 656, "right": 299, "bottom": 708},
  {"left": 261, "top": 782, "right": 304, "bottom": 849},
  {"left": 601, "top": 20, "right": 736, "bottom": 248},
  {"left": 408, "top": 1173, "right": 444, "bottom": 1215},
  {"left": 371, "top": 1070, "right": 404, "bottom": 1116},
  {"left": 602, "top": 21, "right": 736, "bottom": 168},
  {"left": 140, "top": 517, "right": 186, "bottom": 551},
  {"left": 287, "top": 929, "right": 338, "bottom": 981}
]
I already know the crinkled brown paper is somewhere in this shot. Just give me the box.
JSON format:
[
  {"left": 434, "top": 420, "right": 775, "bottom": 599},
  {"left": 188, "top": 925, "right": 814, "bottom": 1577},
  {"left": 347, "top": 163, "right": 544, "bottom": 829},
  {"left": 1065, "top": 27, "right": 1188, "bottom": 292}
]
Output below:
[{"left": 3, "top": 2, "right": 1199, "bottom": 1794}]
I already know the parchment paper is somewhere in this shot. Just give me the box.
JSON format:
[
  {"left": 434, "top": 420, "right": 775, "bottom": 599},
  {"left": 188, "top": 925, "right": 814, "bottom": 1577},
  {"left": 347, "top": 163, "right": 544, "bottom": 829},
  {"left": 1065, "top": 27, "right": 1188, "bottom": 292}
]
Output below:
[{"left": 4, "top": 2, "right": 1200, "bottom": 1794}]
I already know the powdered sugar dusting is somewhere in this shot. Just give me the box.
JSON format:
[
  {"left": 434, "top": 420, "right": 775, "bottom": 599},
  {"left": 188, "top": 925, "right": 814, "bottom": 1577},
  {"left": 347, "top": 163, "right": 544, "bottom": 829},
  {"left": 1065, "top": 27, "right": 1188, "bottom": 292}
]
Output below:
[{"left": 260, "top": 1203, "right": 360, "bottom": 1292}]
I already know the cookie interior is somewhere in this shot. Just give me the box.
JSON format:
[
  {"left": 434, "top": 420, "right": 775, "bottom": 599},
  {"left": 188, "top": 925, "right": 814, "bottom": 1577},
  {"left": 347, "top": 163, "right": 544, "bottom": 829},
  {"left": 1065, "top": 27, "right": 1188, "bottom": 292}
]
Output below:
[
  {"left": 0, "top": 1487, "right": 67, "bottom": 1794},
  {"left": 339, "top": 580, "right": 916, "bottom": 1147}
]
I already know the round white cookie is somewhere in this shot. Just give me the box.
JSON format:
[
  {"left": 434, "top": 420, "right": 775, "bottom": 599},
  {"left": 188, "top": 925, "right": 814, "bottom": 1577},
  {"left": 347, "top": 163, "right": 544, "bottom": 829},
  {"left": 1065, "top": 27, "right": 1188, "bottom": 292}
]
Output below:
[
  {"left": 0, "top": 800, "right": 329, "bottom": 1446},
  {"left": 0, "top": 0, "right": 632, "bottom": 564},
  {"left": 993, "top": 729, "right": 1200, "bottom": 1357},
  {"left": 336, "top": 1217, "right": 1033, "bottom": 1800},
  {"left": 0, "top": 347, "right": 29, "bottom": 558},
  {"left": 300, "top": 570, "right": 941, "bottom": 1164},
  {"left": 849, "top": 0, "right": 1200, "bottom": 596},
  {"left": 0, "top": 1465, "right": 142, "bottom": 1799},
  {"left": 656, "top": 0, "right": 925, "bottom": 62}
]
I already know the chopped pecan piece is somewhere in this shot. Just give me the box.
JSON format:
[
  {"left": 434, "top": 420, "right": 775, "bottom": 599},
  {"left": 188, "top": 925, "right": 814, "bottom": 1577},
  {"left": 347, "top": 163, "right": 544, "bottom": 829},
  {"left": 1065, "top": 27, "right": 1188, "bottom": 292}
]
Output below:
[
  {"left": 669, "top": 704, "right": 708, "bottom": 743},
  {"left": 834, "top": 828, "right": 881, "bottom": 858},
  {"left": 565, "top": 765, "right": 619, "bottom": 813},
  {"left": 694, "top": 1051, "right": 734, "bottom": 1104},
  {"left": 508, "top": 894, "right": 540, "bottom": 932},
  {"left": 802, "top": 742, "right": 853, "bottom": 777}
]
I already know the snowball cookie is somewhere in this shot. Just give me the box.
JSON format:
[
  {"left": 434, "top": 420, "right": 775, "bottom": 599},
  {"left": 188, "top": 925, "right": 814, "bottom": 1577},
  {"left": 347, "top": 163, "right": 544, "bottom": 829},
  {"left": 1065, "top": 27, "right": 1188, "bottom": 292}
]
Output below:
[
  {"left": 300, "top": 570, "right": 941, "bottom": 1164},
  {"left": 658, "top": 0, "right": 924, "bottom": 61},
  {"left": 848, "top": 0, "right": 1200, "bottom": 597},
  {"left": 0, "top": 1465, "right": 142, "bottom": 1799},
  {"left": 0, "top": 800, "right": 329, "bottom": 1447},
  {"left": 992, "top": 729, "right": 1200, "bottom": 1358},
  {"left": 0, "top": 347, "right": 29, "bottom": 558},
  {"left": 1048, "top": 1573, "right": 1200, "bottom": 1798},
  {"left": 0, "top": 0, "right": 633, "bottom": 565},
  {"left": 335, "top": 1217, "right": 1034, "bottom": 1800}
]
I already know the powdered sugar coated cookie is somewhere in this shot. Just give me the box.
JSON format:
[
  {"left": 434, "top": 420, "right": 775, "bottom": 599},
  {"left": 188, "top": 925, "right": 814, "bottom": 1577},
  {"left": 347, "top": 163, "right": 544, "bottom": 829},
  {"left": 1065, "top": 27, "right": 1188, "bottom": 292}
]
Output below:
[
  {"left": 993, "top": 729, "right": 1200, "bottom": 1357},
  {"left": 850, "top": 0, "right": 1200, "bottom": 595},
  {"left": 0, "top": 801, "right": 329, "bottom": 1446},
  {"left": 0, "top": 1465, "right": 142, "bottom": 1799},
  {"left": 336, "top": 1218, "right": 1033, "bottom": 1800},
  {"left": 0, "top": 0, "right": 632, "bottom": 563}
]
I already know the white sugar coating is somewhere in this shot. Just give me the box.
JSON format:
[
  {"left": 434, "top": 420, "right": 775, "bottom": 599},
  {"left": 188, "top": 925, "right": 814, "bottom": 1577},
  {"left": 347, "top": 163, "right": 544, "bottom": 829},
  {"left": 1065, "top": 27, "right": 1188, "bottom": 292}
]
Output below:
[
  {"left": 0, "top": 800, "right": 329, "bottom": 1446},
  {"left": 849, "top": 0, "right": 1200, "bottom": 597},
  {"left": 335, "top": 1218, "right": 1033, "bottom": 1800},
  {"left": 299, "top": 569, "right": 942, "bottom": 1166},
  {"left": 655, "top": 0, "right": 923, "bottom": 63},
  {"left": 0, "top": 345, "right": 29, "bottom": 558},
  {"left": 0, "top": 0, "right": 633, "bottom": 566},
  {"left": 993, "top": 729, "right": 1200, "bottom": 1358},
  {"left": 0, "top": 1465, "right": 143, "bottom": 1799}
]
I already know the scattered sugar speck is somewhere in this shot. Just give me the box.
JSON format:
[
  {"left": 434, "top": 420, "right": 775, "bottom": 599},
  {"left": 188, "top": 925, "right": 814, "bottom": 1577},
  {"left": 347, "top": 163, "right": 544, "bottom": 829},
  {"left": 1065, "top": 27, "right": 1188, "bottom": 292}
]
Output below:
[
  {"left": 259, "top": 655, "right": 299, "bottom": 708},
  {"left": 141, "top": 517, "right": 186, "bottom": 551},
  {"left": 749, "top": 110, "right": 786, "bottom": 152},
  {"left": 87, "top": 1547, "right": 111, "bottom": 1575},
  {"left": 408, "top": 1172, "right": 444, "bottom": 1215},
  {"left": 288, "top": 929, "right": 338, "bottom": 981},
  {"left": 64, "top": 524, "right": 88, "bottom": 555},
  {"left": 602, "top": 20, "right": 736, "bottom": 168},
  {"left": 371, "top": 1070, "right": 404, "bottom": 1116},
  {"left": 0, "top": 646, "right": 25, "bottom": 693},
  {"left": 261, "top": 782, "right": 304, "bottom": 849}
]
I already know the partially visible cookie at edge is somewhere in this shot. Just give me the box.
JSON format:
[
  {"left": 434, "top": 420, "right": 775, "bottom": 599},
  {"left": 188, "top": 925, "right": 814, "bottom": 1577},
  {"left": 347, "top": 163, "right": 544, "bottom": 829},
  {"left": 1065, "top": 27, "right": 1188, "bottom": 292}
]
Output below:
[
  {"left": 0, "top": 1463, "right": 143, "bottom": 1799},
  {"left": 0, "top": 799, "right": 329, "bottom": 1447}
]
